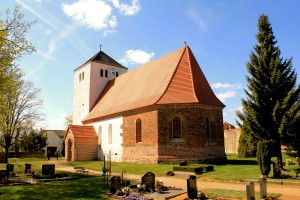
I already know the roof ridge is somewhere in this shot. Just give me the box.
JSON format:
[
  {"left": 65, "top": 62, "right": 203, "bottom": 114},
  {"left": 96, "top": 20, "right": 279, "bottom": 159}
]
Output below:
[
  {"left": 185, "top": 46, "right": 198, "bottom": 101},
  {"left": 154, "top": 46, "right": 187, "bottom": 104},
  {"left": 74, "top": 51, "right": 127, "bottom": 71}
]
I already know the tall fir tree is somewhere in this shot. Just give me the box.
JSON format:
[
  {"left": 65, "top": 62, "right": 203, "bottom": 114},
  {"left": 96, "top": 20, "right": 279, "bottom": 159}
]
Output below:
[{"left": 236, "top": 14, "right": 300, "bottom": 169}]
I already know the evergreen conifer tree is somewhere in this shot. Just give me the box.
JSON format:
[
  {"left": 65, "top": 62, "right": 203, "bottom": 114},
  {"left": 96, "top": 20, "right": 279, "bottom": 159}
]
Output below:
[{"left": 237, "top": 14, "right": 300, "bottom": 169}]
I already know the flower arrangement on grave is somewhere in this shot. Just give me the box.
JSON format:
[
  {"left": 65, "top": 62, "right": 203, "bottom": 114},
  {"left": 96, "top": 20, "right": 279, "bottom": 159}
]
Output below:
[
  {"left": 197, "top": 191, "right": 206, "bottom": 200},
  {"left": 121, "top": 186, "right": 132, "bottom": 196},
  {"left": 137, "top": 183, "right": 147, "bottom": 193},
  {"left": 155, "top": 179, "right": 164, "bottom": 193}
]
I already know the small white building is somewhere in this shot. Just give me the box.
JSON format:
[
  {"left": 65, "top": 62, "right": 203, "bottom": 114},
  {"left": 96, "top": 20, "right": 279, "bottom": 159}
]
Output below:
[{"left": 44, "top": 130, "right": 65, "bottom": 157}]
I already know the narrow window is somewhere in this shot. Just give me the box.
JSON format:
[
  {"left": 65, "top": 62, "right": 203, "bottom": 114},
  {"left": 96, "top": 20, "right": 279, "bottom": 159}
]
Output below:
[
  {"left": 79, "top": 73, "right": 81, "bottom": 81},
  {"left": 116, "top": 72, "right": 119, "bottom": 77},
  {"left": 105, "top": 70, "right": 108, "bottom": 78},
  {"left": 136, "top": 118, "right": 142, "bottom": 143},
  {"left": 82, "top": 72, "right": 84, "bottom": 80},
  {"left": 108, "top": 124, "right": 112, "bottom": 144},
  {"left": 98, "top": 126, "right": 102, "bottom": 145},
  {"left": 206, "top": 117, "right": 211, "bottom": 139},
  {"left": 172, "top": 117, "right": 181, "bottom": 138},
  {"left": 100, "top": 69, "right": 103, "bottom": 77}
]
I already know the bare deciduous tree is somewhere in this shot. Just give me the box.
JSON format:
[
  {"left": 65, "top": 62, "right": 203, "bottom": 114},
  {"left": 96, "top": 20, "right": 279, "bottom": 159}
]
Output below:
[{"left": 0, "top": 81, "right": 43, "bottom": 163}]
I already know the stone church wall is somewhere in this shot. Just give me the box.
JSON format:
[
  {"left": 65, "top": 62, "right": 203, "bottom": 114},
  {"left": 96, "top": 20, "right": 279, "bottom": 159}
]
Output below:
[
  {"left": 122, "top": 109, "right": 159, "bottom": 163},
  {"left": 122, "top": 104, "right": 226, "bottom": 164},
  {"left": 157, "top": 105, "right": 226, "bottom": 164}
]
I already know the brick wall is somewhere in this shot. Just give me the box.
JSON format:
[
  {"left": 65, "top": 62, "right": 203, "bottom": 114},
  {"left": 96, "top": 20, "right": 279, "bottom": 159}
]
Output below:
[
  {"left": 122, "top": 104, "right": 226, "bottom": 164},
  {"left": 75, "top": 137, "right": 98, "bottom": 161},
  {"left": 122, "top": 110, "right": 159, "bottom": 163}
]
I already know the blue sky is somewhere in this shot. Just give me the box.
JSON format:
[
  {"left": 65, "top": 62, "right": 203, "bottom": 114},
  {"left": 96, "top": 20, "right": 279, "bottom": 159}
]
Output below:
[{"left": 1, "top": 0, "right": 299, "bottom": 130}]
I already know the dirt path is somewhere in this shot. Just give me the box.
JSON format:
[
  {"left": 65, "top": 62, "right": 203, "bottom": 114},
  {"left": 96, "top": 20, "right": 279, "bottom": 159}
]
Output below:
[{"left": 52, "top": 161, "right": 300, "bottom": 200}]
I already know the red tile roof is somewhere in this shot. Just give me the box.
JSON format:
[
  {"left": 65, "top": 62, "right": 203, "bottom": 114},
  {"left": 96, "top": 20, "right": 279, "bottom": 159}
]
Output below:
[
  {"left": 83, "top": 45, "right": 225, "bottom": 124},
  {"left": 67, "top": 125, "right": 97, "bottom": 138}
]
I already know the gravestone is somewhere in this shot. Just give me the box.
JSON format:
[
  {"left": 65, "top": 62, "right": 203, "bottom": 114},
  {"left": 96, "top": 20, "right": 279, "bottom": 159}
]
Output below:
[
  {"left": 0, "top": 170, "right": 9, "bottom": 182},
  {"left": 42, "top": 164, "right": 55, "bottom": 175},
  {"left": 246, "top": 181, "right": 255, "bottom": 200},
  {"left": 141, "top": 172, "right": 155, "bottom": 192},
  {"left": 6, "top": 164, "right": 14, "bottom": 172},
  {"left": 259, "top": 175, "right": 267, "bottom": 199},
  {"left": 110, "top": 176, "right": 121, "bottom": 194},
  {"left": 25, "top": 163, "right": 32, "bottom": 173},
  {"left": 187, "top": 175, "right": 197, "bottom": 199}
]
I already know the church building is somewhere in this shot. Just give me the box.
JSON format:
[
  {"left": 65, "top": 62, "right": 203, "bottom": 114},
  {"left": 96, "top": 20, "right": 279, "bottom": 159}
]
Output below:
[{"left": 65, "top": 45, "right": 227, "bottom": 164}]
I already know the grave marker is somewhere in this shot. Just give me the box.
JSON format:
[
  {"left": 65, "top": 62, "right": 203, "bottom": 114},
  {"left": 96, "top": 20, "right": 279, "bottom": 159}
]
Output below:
[
  {"left": 25, "top": 163, "right": 31, "bottom": 173},
  {"left": 246, "top": 181, "right": 255, "bottom": 200},
  {"left": 141, "top": 172, "right": 155, "bottom": 192},
  {"left": 187, "top": 175, "right": 198, "bottom": 199},
  {"left": 6, "top": 164, "right": 14, "bottom": 172},
  {"left": 110, "top": 176, "right": 121, "bottom": 194},
  {"left": 259, "top": 175, "right": 267, "bottom": 199},
  {"left": 42, "top": 164, "right": 55, "bottom": 175}
]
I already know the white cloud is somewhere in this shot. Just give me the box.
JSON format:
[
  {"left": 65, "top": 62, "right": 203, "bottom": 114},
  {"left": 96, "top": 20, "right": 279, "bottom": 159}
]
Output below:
[
  {"left": 111, "top": 0, "right": 140, "bottom": 15},
  {"left": 120, "top": 49, "right": 155, "bottom": 65},
  {"left": 217, "top": 90, "right": 236, "bottom": 102},
  {"left": 211, "top": 83, "right": 242, "bottom": 89},
  {"left": 62, "top": 0, "right": 117, "bottom": 31}
]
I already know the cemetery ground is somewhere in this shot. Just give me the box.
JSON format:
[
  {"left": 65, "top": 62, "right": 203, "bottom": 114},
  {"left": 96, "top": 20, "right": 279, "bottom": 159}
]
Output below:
[{"left": 0, "top": 154, "right": 299, "bottom": 200}]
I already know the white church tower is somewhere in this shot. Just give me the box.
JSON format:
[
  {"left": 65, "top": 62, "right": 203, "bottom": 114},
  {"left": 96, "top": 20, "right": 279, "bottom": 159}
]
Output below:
[{"left": 73, "top": 50, "right": 128, "bottom": 125}]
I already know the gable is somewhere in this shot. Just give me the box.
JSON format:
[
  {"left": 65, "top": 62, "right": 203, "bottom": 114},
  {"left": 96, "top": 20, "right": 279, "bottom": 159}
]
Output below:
[{"left": 66, "top": 125, "right": 97, "bottom": 139}]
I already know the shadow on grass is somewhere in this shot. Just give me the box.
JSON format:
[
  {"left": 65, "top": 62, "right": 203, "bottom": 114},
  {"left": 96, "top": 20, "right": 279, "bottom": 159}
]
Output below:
[
  {"left": 224, "top": 159, "right": 258, "bottom": 165},
  {"left": 0, "top": 175, "right": 109, "bottom": 200}
]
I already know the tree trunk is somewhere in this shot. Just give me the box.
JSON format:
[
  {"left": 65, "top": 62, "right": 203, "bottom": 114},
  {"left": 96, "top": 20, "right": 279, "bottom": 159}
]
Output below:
[
  {"left": 4, "top": 146, "right": 9, "bottom": 163},
  {"left": 276, "top": 142, "right": 284, "bottom": 169}
]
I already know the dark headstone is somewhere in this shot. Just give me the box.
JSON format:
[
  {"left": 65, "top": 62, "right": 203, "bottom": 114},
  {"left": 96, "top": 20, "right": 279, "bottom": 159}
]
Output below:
[
  {"left": 187, "top": 175, "right": 197, "bottom": 199},
  {"left": 110, "top": 176, "right": 121, "bottom": 194},
  {"left": 6, "top": 164, "right": 14, "bottom": 172},
  {"left": 180, "top": 161, "right": 187, "bottom": 166},
  {"left": 42, "top": 164, "right": 55, "bottom": 175},
  {"left": 25, "top": 163, "right": 32, "bottom": 173},
  {"left": 141, "top": 172, "right": 155, "bottom": 192},
  {"left": 0, "top": 170, "right": 9, "bottom": 182}
]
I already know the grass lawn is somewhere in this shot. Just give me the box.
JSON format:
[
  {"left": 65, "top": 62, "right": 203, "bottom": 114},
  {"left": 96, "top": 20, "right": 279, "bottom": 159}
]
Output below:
[
  {"left": 66, "top": 153, "right": 300, "bottom": 182},
  {"left": 0, "top": 174, "right": 108, "bottom": 200}
]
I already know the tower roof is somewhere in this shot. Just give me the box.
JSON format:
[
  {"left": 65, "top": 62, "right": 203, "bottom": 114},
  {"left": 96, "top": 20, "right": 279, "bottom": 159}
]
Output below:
[
  {"left": 75, "top": 50, "right": 127, "bottom": 71},
  {"left": 83, "top": 45, "right": 225, "bottom": 124}
]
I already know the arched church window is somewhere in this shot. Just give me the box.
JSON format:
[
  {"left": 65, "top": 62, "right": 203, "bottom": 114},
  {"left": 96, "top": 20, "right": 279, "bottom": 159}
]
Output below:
[
  {"left": 172, "top": 117, "right": 181, "bottom": 138},
  {"left": 98, "top": 126, "right": 102, "bottom": 145},
  {"left": 82, "top": 72, "right": 84, "bottom": 80},
  {"left": 105, "top": 70, "right": 108, "bottom": 78},
  {"left": 100, "top": 69, "right": 103, "bottom": 77},
  {"left": 108, "top": 124, "right": 112, "bottom": 144},
  {"left": 206, "top": 117, "right": 211, "bottom": 139},
  {"left": 136, "top": 118, "right": 142, "bottom": 143},
  {"left": 79, "top": 73, "right": 81, "bottom": 81}
]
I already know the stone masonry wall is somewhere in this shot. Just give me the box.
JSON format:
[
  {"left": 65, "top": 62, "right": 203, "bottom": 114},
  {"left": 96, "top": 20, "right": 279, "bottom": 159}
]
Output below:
[
  {"left": 122, "top": 104, "right": 226, "bottom": 164},
  {"left": 122, "top": 110, "right": 159, "bottom": 163}
]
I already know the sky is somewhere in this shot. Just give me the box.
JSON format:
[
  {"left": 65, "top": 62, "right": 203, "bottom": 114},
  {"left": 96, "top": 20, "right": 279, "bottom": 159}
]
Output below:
[{"left": 1, "top": 0, "right": 300, "bottom": 130}]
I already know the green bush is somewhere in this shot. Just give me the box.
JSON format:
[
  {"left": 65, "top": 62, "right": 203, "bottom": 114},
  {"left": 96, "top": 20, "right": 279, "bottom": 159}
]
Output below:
[
  {"left": 257, "top": 140, "right": 273, "bottom": 176},
  {"left": 173, "top": 166, "right": 203, "bottom": 174}
]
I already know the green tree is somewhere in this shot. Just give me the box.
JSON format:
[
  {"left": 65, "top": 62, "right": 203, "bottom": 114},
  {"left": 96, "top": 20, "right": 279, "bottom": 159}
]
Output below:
[
  {"left": 20, "top": 129, "right": 47, "bottom": 152},
  {"left": 0, "top": 6, "right": 37, "bottom": 163},
  {"left": 236, "top": 14, "right": 300, "bottom": 170}
]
